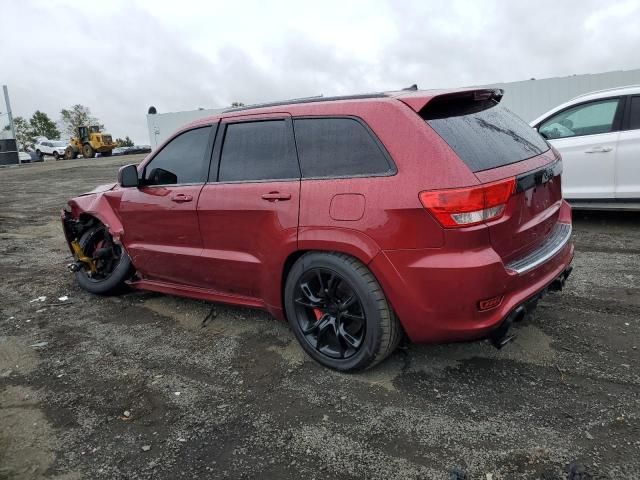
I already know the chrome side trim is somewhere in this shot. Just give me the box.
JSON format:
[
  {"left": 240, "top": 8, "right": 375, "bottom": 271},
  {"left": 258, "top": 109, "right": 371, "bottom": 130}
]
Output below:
[{"left": 506, "top": 223, "right": 572, "bottom": 274}]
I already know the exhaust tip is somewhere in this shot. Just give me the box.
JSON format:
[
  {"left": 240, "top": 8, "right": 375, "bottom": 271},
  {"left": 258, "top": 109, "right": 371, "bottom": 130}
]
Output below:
[{"left": 490, "top": 306, "right": 524, "bottom": 349}]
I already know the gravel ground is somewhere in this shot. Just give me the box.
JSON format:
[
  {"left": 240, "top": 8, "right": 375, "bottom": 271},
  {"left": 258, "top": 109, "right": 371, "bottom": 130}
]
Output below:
[{"left": 0, "top": 156, "right": 639, "bottom": 479}]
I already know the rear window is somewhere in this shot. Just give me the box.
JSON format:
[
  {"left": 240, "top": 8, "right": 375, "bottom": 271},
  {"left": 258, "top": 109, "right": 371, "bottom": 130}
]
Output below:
[
  {"left": 219, "top": 120, "right": 299, "bottom": 182},
  {"left": 422, "top": 98, "right": 549, "bottom": 172}
]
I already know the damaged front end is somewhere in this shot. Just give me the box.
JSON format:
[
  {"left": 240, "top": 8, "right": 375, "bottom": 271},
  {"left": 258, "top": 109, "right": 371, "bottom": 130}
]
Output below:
[{"left": 61, "top": 182, "right": 125, "bottom": 270}]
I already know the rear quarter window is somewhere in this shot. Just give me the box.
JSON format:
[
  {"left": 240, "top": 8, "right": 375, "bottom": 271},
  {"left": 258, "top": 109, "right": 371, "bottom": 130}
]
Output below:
[
  {"left": 423, "top": 100, "right": 549, "bottom": 172},
  {"left": 293, "top": 117, "right": 393, "bottom": 178}
]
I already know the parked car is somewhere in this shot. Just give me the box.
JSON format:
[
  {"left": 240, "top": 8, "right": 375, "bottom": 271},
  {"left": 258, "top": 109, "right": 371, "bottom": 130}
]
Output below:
[
  {"left": 123, "top": 145, "right": 152, "bottom": 155},
  {"left": 531, "top": 85, "right": 640, "bottom": 209},
  {"left": 18, "top": 151, "right": 33, "bottom": 163},
  {"left": 62, "top": 88, "right": 574, "bottom": 371},
  {"left": 111, "top": 147, "right": 127, "bottom": 156},
  {"left": 35, "top": 139, "right": 69, "bottom": 161}
]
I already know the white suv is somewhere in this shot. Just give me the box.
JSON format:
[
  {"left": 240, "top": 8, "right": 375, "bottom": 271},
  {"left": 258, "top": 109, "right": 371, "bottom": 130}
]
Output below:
[
  {"left": 531, "top": 85, "right": 640, "bottom": 209},
  {"left": 34, "top": 139, "right": 69, "bottom": 161}
]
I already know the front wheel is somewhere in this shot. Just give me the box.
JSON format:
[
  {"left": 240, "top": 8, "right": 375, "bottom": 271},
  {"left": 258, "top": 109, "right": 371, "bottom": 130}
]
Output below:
[
  {"left": 53, "top": 151, "right": 60, "bottom": 160},
  {"left": 65, "top": 146, "right": 78, "bottom": 160},
  {"left": 284, "top": 252, "right": 401, "bottom": 371},
  {"left": 82, "top": 144, "right": 95, "bottom": 158},
  {"left": 36, "top": 150, "right": 43, "bottom": 161},
  {"left": 74, "top": 226, "right": 133, "bottom": 295}
]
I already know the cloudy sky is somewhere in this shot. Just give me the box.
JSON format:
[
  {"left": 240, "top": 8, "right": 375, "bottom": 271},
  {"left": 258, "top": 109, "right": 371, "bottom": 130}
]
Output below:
[{"left": 1, "top": 0, "right": 639, "bottom": 143}]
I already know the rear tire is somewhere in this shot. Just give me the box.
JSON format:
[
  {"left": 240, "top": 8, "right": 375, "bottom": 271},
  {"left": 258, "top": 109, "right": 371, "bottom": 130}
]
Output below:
[
  {"left": 82, "top": 144, "right": 95, "bottom": 158},
  {"left": 284, "top": 252, "right": 401, "bottom": 371},
  {"left": 75, "top": 226, "right": 133, "bottom": 295},
  {"left": 102, "top": 150, "right": 112, "bottom": 157}
]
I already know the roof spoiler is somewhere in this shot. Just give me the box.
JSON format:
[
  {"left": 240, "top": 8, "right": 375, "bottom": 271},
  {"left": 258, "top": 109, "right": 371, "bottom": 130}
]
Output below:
[{"left": 397, "top": 88, "right": 504, "bottom": 114}]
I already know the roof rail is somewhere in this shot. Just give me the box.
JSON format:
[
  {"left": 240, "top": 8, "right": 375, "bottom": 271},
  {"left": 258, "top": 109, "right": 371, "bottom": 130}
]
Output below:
[
  {"left": 570, "top": 84, "right": 640, "bottom": 101},
  {"left": 222, "top": 93, "right": 389, "bottom": 113}
]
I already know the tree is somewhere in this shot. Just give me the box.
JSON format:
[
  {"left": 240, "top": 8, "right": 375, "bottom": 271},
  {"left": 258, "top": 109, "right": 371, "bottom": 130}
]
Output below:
[
  {"left": 115, "top": 136, "right": 134, "bottom": 147},
  {"left": 60, "top": 104, "right": 104, "bottom": 138},
  {"left": 12, "top": 116, "right": 35, "bottom": 151},
  {"left": 29, "top": 111, "right": 60, "bottom": 140},
  {"left": 230, "top": 101, "right": 245, "bottom": 107}
]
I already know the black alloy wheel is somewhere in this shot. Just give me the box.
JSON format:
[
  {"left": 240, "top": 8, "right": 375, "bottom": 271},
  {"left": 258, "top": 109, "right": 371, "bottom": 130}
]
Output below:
[
  {"left": 284, "top": 252, "right": 402, "bottom": 371},
  {"left": 294, "top": 268, "right": 366, "bottom": 359}
]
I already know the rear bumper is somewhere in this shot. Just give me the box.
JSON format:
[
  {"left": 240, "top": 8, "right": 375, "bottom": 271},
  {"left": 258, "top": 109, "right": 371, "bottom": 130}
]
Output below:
[
  {"left": 369, "top": 203, "right": 574, "bottom": 344},
  {"left": 505, "top": 222, "right": 571, "bottom": 274}
]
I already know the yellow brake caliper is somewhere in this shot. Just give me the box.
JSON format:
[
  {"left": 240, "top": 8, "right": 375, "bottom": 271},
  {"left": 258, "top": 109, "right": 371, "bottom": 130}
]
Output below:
[{"left": 71, "top": 240, "right": 97, "bottom": 274}]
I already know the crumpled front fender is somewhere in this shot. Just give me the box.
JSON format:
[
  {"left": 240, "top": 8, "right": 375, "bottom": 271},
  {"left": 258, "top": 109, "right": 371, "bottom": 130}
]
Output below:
[{"left": 65, "top": 189, "right": 124, "bottom": 243}]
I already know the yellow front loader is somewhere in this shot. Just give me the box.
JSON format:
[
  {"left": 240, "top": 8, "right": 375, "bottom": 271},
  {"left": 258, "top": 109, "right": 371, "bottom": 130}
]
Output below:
[{"left": 65, "top": 125, "right": 117, "bottom": 159}]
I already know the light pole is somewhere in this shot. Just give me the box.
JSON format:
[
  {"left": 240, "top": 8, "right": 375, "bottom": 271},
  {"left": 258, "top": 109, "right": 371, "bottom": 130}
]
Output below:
[{"left": 3, "top": 85, "right": 16, "bottom": 140}]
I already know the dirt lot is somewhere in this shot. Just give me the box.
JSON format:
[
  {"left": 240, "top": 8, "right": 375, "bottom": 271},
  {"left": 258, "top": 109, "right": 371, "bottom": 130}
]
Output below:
[{"left": 1, "top": 156, "right": 639, "bottom": 479}]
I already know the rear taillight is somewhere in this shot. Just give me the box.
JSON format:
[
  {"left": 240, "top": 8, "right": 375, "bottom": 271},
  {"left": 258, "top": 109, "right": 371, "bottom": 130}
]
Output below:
[{"left": 419, "top": 177, "right": 516, "bottom": 228}]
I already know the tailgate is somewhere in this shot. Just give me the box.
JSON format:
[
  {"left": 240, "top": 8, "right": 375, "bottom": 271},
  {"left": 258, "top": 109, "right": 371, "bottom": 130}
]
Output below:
[{"left": 476, "top": 151, "right": 563, "bottom": 261}]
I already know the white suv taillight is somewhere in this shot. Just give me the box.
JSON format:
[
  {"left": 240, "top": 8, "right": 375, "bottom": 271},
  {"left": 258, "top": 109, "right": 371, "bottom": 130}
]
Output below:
[{"left": 419, "top": 177, "right": 516, "bottom": 228}]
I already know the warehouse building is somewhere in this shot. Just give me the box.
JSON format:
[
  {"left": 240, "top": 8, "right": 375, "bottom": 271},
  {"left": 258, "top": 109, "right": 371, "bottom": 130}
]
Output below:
[
  {"left": 146, "top": 68, "right": 640, "bottom": 147},
  {"left": 482, "top": 68, "right": 640, "bottom": 122}
]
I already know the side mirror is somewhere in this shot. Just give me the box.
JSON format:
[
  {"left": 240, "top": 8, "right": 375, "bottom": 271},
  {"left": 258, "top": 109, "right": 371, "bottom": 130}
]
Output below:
[
  {"left": 147, "top": 167, "right": 178, "bottom": 185},
  {"left": 117, "top": 164, "right": 139, "bottom": 188}
]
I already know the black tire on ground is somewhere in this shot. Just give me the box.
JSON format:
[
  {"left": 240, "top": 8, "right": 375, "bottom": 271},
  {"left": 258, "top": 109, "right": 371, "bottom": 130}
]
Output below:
[
  {"left": 75, "top": 226, "right": 133, "bottom": 295},
  {"left": 284, "top": 252, "right": 402, "bottom": 371},
  {"left": 36, "top": 150, "right": 43, "bottom": 161},
  {"left": 53, "top": 151, "right": 60, "bottom": 160},
  {"left": 82, "top": 144, "right": 95, "bottom": 158},
  {"left": 65, "top": 147, "right": 78, "bottom": 160},
  {"left": 102, "top": 150, "right": 112, "bottom": 157}
]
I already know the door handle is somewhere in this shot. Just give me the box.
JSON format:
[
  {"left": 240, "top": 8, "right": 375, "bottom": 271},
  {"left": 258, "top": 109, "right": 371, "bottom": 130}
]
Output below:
[
  {"left": 261, "top": 192, "right": 292, "bottom": 202},
  {"left": 584, "top": 146, "right": 613, "bottom": 153},
  {"left": 171, "top": 193, "right": 193, "bottom": 203}
]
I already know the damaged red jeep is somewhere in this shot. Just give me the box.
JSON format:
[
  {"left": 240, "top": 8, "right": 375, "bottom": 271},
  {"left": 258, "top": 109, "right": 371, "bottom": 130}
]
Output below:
[{"left": 62, "top": 88, "right": 574, "bottom": 371}]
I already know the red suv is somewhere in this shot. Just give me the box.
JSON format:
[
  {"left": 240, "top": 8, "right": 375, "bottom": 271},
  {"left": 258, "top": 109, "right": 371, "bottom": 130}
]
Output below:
[{"left": 62, "top": 88, "right": 574, "bottom": 371}]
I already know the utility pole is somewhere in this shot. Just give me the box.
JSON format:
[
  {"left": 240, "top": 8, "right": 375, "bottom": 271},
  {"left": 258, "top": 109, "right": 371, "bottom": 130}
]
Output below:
[{"left": 3, "top": 85, "right": 16, "bottom": 139}]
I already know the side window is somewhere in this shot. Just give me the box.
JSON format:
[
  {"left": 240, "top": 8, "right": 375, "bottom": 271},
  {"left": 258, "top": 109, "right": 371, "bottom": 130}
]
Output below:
[
  {"left": 144, "top": 126, "right": 211, "bottom": 185},
  {"left": 539, "top": 99, "right": 619, "bottom": 139},
  {"left": 218, "top": 120, "right": 299, "bottom": 182},
  {"left": 629, "top": 96, "right": 640, "bottom": 130},
  {"left": 293, "top": 118, "right": 391, "bottom": 178}
]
